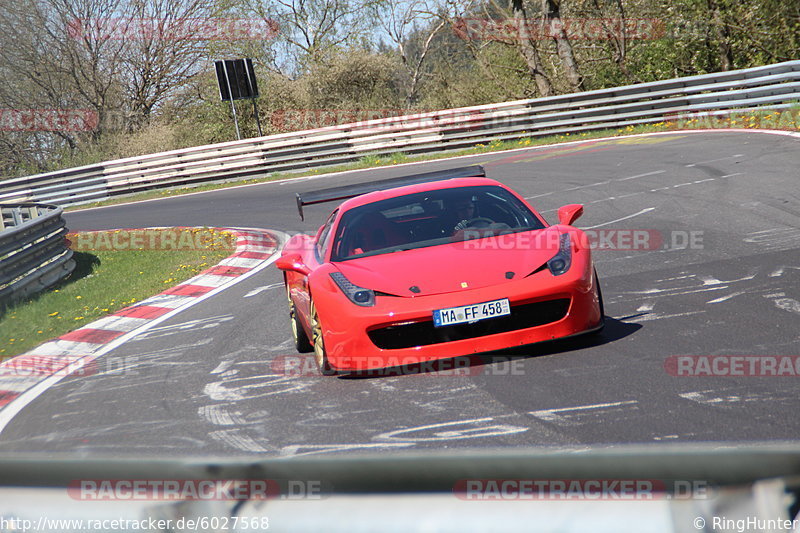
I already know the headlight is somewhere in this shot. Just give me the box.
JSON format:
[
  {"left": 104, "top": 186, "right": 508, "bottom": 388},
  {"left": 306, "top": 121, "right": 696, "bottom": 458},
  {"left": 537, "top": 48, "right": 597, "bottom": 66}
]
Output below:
[
  {"left": 330, "top": 272, "right": 375, "bottom": 306},
  {"left": 547, "top": 234, "right": 572, "bottom": 276}
]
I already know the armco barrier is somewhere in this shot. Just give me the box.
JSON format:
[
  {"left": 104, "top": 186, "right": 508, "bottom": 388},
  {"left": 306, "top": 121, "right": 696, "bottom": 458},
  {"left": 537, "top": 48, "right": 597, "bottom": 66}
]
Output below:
[
  {"left": 1, "top": 60, "right": 799, "bottom": 207},
  {"left": 0, "top": 204, "right": 74, "bottom": 306}
]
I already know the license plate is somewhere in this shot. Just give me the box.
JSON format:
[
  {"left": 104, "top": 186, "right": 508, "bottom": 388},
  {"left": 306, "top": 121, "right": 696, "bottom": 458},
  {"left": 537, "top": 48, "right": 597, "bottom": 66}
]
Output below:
[{"left": 433, "top": 298, "right": 511, "bottom": 327}]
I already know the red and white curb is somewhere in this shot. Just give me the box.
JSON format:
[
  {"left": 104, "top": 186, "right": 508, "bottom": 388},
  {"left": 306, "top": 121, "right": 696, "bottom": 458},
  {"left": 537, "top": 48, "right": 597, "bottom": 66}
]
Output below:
[{"left": 0, "top": 226, "right": 286, "bottom": 429}]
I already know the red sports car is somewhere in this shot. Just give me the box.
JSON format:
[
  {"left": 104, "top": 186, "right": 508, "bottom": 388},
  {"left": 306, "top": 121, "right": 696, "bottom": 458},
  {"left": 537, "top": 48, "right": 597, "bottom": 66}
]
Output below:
[{"left": 276, "top": 165, "right": 604, "bottom": 374}]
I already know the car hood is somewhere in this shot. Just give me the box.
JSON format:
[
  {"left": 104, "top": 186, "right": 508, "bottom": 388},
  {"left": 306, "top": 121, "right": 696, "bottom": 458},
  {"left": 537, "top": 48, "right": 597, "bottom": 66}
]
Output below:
[{"left": 332, "top": 228, "right": 562, "bottom": 297}]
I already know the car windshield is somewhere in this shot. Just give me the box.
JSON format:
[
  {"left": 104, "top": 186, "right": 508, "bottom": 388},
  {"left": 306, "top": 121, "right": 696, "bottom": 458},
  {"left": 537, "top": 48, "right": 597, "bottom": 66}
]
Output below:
[{"left": 329, "top": 185, "right": 546, "bottom": 261}]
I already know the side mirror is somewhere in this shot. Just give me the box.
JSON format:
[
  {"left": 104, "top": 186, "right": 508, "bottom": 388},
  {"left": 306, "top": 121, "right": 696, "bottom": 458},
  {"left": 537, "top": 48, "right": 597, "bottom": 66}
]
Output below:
[
  {"left": 275, "top": 253, "right": 311, "bottom": 276},
  {"left": 557, "top": 204, "right": 584, "bottom": 226}
]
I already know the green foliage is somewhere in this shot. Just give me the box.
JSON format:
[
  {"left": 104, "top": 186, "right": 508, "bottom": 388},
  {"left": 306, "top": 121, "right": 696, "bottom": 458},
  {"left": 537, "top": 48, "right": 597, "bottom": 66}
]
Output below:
[
  {"left": 307, "top": 51, "right": 402, "bottom": 109},
  {"left": 1, "top": 0, "right": 797, "bottom": 178}
]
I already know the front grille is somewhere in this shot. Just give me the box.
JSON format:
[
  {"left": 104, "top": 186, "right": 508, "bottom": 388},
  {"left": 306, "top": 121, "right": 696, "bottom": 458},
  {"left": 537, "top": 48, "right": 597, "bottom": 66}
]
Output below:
[{"left": 368, "top": 298, "right": 570, "bottom": 350}]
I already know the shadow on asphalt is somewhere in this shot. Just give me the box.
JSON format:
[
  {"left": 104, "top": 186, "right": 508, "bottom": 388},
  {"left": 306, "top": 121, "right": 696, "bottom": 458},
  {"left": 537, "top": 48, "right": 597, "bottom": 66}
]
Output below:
[{"left": 339, "top": 316, "right": 641, "bottom": 380}]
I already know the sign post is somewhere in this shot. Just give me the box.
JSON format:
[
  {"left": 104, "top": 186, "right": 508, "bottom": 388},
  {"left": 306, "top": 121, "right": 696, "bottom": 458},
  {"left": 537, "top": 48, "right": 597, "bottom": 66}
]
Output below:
[{"left": 214, "top": 58, "right": 261, "bottom": 140}]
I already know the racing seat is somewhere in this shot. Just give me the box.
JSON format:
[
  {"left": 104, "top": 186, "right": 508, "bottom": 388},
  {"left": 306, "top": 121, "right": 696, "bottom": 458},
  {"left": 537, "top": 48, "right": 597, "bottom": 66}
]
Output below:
[{"left": 348, "top": 212, "right": 406, "bottom": 255}]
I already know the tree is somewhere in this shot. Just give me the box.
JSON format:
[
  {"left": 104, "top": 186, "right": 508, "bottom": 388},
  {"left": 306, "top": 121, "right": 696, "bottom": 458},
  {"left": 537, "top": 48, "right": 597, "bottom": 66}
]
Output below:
[
  {"left": 118, "top": 0, "right": 219, "bottom": 130},
  {"left": 372, "top": 0, "right": 446, "bottom": 108},
  {"left": 540, "top": 0, "right": 583, "bottom": 90},
  {"left": 244, "top": 0, "right": 378, "bottom": 74},
  {"left": 509, "top": 0, "right": 555, "bottom": 96}
]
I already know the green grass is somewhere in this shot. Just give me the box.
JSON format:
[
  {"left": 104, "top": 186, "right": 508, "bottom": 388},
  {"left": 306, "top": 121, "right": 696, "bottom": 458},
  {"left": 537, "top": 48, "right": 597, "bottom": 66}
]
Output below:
[
  {"left": 66, "top": 110, "right": 799, "bottom": 213},
  {"left": 0, "top": 229, "right": 232, "bottom": 359}
]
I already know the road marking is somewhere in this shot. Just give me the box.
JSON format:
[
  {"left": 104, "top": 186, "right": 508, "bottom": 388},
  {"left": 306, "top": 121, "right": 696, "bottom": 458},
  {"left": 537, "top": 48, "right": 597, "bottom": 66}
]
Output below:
[
  {"left": 768, "top": 266, "right": 800, "bottom": 278},
  {"left": 679, "top": 390, "right": 794, "bottom": 407},
  {"left": 582, "top": 207, "right": 655, "bottom": 229},
  {"left": 656, "top": 275, "right": 694, "bottom": 282},
  {"left": 706, "top": 291, "right": 748, "bottom": 304},
  {"left": 696, "top": 274, "right": 756, "bottom": 286},
  {"left": 685, "top": 154, "right": 743, "bottom": 167},
  {"left": 653, "top": 435, "right": 681, "bottom": 441},
  {"left": 529, "top": 401, "right": 639, "bottom": 426},
  {"left": 616, "top": 286, "right": 727, "bottom": 299},
  {"left": 534, "top": 400, "right": 637, "bottom": 414},
  {"left": 769, "top": 297, "right": 800, "bottom": 315},
  {"left": 132, "top": 315, "right": 235, "bottom": 341},
  {"left": 203, "top": 374, "right": 308, "bottom": 401},
  {"left": 744, "top": 228, "right": 800, "bottom": 251},
  {"left": 280, "top": 443, "right": 414, "bottom": 457},
  {"left": 244, "top": 282, "right": 284, "bottom": 298},
  {"left": 622, "top": 310, "right": 706, "bottom": 322},
  {"left": 268, "top": 339, "right": 294, "bottom": 352},
  {"left": 525, "top": 170, "right": 667, "bottom": 199},
  {"left": 375, "top": 417, "right": 528, "bottom": 442},
  {"left": 617, "top": 170, "right": 666, "bottom": 181}
]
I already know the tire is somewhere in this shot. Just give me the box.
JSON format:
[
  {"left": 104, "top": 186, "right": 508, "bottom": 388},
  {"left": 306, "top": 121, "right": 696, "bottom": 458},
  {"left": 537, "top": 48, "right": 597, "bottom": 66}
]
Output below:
[
  {"left": 593, "top": 268, "right": 605, "bottom": 334},
  {"left": 309, "top": 298, "right": 337, "bottom": 376},
  {"left": 286, "top": 283, "right": 312, "bottom": 353}
]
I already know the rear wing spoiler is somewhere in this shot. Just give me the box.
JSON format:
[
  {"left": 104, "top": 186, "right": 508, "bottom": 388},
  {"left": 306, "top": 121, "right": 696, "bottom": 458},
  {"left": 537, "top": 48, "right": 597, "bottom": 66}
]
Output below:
[{"left": 295, "top": 165, "right": 486, "bottom": 220}]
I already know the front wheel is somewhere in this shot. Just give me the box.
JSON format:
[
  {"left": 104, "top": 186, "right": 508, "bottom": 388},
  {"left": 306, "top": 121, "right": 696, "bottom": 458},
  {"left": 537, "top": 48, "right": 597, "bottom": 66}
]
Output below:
[
  {"left": 310, "top": 298, "right": 337, "bottom": 376},
  {"left": 593, "top": 269, "right": 605, "bottom": 334},
  {"left": 286, "top": 283, "right": 312, "bottom": 353}
]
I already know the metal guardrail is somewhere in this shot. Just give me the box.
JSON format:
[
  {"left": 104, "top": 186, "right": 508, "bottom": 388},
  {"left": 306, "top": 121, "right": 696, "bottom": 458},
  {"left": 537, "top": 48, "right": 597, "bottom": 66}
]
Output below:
[
  {"left": 1, "top": 60, "right": 799, "bottom": 207},
  {"left": 0, "top": 204, "right": 74, "bottom": 307}
]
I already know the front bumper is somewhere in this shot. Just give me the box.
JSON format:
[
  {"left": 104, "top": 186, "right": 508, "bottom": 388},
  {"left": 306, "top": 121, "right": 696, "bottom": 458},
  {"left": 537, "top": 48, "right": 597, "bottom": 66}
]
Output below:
[{"left": 314, "top": 254, "right": 601, "bottom": 372}]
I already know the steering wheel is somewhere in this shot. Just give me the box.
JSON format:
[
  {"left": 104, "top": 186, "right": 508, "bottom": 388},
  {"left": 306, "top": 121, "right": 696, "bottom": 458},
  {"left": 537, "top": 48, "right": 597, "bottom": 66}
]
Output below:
[{"left": 459, "top": 217, "right": 495, "bottom": 229}]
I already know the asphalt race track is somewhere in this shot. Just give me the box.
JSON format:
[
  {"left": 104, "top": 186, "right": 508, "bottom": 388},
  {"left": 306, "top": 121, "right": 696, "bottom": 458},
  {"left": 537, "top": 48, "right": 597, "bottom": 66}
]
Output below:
[{"left": 1, "top": 131, "right": 798, "bottom": 456}]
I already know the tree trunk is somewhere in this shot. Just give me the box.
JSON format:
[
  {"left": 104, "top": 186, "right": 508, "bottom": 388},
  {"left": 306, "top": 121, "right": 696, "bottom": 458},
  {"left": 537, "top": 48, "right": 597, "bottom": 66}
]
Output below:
[
  {"left": 707, "top": 0, "right": 734, "bottom": 71},
  {"left": 511, "top": 0, "right": 554, "bottom": 96},
  {"left": 541, "top": 0, "right": 584, "bottom": 91}
]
